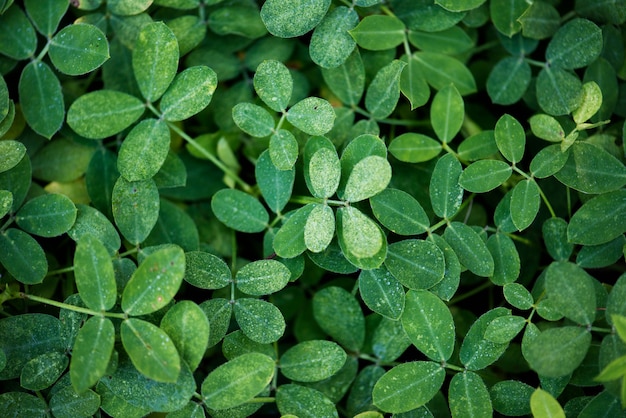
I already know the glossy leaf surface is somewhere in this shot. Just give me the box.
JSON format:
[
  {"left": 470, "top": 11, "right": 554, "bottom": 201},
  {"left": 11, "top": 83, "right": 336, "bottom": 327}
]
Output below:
[
  {"left": 234, "top": 298, "right": 285, "bottom": 343},
  {"left": 449, "top": 372, "right": 493, "bottom": 418},
  {"left": 385, "top": 239, "right": 445, "bottom": 290},
  {"left": 444, "top": 222, "right": 494, "bottom": 277},
  {"left": 49, "top": 24, "right": 109, "bottom": 75},
  {"left": 431, "top": 83, "right": 464, "bottom": 143},
  {"left": 359, "top": 267, "right": 405, "bottom": 320}
]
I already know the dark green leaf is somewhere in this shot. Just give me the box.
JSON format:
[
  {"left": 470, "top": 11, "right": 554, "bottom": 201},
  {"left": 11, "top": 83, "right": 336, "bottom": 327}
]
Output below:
[
  {"left": 287, "top": 97, "right": 335, "bottom": 135},
  {"left": 402, "top": 289, "right": 455, "bottom": 361},
  {"left": 349, "top": 15, "right": 405, "bottom": 51},
  {"left": 337, "top": 206, "right": 387, "bottom": 270},
  {"left": 20, "top": 351, "right": 68, "bottom": 391},
  {"left": 321, "top": 48, "right": 365, "bottom": 106},
  {"left": 74, "top": 234, "right": 116, "bottom": 311},
  {"left": 160, "top": 66, "right": 217, "bottom": 121},
  {"left": 385, "top": 239, "right": 445, "bottom": 290},
  {"left": 371, "top": 317, "right": 411, "bottom": 363},
  {"left": 49, "top": 386, "right": 100, "bottom": 418},
  {"left": 273, "top": 204, "right": 315, "bottom": 258},
  {"left": 373, "top": 361, "right": 445, "bottom": 414},
  {"left": 0, "top": 392, "right": 48, "bottom": 417},
  {"left": 606, "top": 274, "right": 626, "bottom": 325},
  {"left": 260, "top": 0, "right": 331, "bottom": 37},
  {"left": 70, "top": 316, "right": 115, "bottom": 393},
  {"left": 490, "top": 380, "right": 534, "bottom": 416},
  {"left": 0, "top": 5, "right": 37, "bottom": 59},
  {"left": 510, "top": 179, "right": 540, "bottom": 231},
  {"left": 408, "top": 25, "right": 474, "bottom": 53},
  {"left": 526, "top": 326, "right": 592, "bottom": 377},
  {"left": 459, "top": 307, "right": 510, "bottom": 370},
  {"left": 0, "top": 190, "right": 12, "bottom": 219},
  {"left": 68, "top": 204, "right": 121, "bottom": 255},
  {"left": 112, "top": 177, "right": 160, "bottom": 244},
  {"left": 391, "top": 0, "right": 465, "bottom": 32},
  {"left": 487, "top": 56, "right": 531, "bottom": 105},
  {"left": 430, "top": 153, "right": 463, "bottom": 218},
  {"left": 49, "top": 24, "right": 109, "bottom": 75},
  {"left": 19, "top": 61, "right": 64, "bottom": 138},
  {"left": 576, "top": 236, "right": 625, "bottom": 268},
  {"left": 16, "top": 193, "right": 77, "bottom": 237},
  {"left": 518, "top": 1, "right": 560, "bottom": 39},
  {"left": 546, "top": 18, "right": 602, "bottom": 69},
  {"left": 490, "top": 0, "right": 527, "bottom": 36},
  {"left": 567, "top": 189, "right": 626, "bottom": 245},
  {"left": 0, "top": 140, "right": 26, "bottom": 174},
  {"left": 310, "top": 6, "right": 358, "bottom": 68},
  {"left": 232, "top": 103, "right": 275, "bottom": 138},
  {"left": 211, "top": 189, "right": 269, "bottom": 233},
  {"left": 0, "top": 228, "right": 47, "bottom": 285},
  {"left": 160, "top": 301, "right": 210, "bottom": 371},
  {"left": 256, "top": 150, "right": 295, "bottom": 213},
  {"left": 280, "top": 340, "right": 346, "bottom": 382},
  {"left": 208, "top": 6, "right": 267, "bottom": 39},
  {"left": 503, "top": 283, "right": 534, "bottom": 310},
  {"left": 359, "top": 266, "right": 405, "bottom": 320},
  {"left": 484, "top": 315, "right": 527, "bottom": 343},
  {"left": 253, "top": 60, "right": 293, "bottom": 112},
  {"left": 0, "top": 153, "right": 31, "bottom": 214},
  {"left": 413, "top": 51, "right": 476, "bottom": 95},
  {"left": 234, "top": 298, "right": 285, "bottom": 344},
  {"left": 388, "top": 132, "right": 442, "bottom": 163},
  {"left": 184, "top": 251, "right": 231, "bottom": 289},
  {"left": 200, "top": 298, "right": 233, "bottom": 348},
  {"left": 276, "top": 384, "right": 338, "bottom": 417},
  {"left": 222, "top": 330, "right": 276, "bottom": 361},
  {"left": 346, "top": 365, "right": 385, "bottom": 416},
  {"left": 429, "top": 234, "right": 461, "bottom": 301},
  {"left": 545, "top": 261, "right": 596, "bottom": 325},
  {"left": 400, "top": 55, "right": 430, "bottom": 110},
  {"left": 118, "top": 118, "right": 171, "bottom": 181},
  {"left": 487, "top": 232, "right": 520, "bottom": 285},
  {"left": 536, "top": 66, "right": 583, "bottom": 116},
  {"left": 343, "top": 155, "right": 392, "bottom": 203},
  {"left": 236, "top": 259, "right": 290, "bottom": 296},
  {"left": 459, "top": 159, "right": 512, "bottom": 193},
  {"left": 370, "top": 188, "right": 430, "bottom": 235},
  {"left": 154, "top": 152, "right": 186, "bottom": 189},
  {"left": 313, "top": 286, "right": 365, "bottom": 352},
  {"left": 444, "top": 222, "right": 494, "bottom": 277},
  {"left": 495, "top": 114, "right": 525, "bottom": 163},
  {"left": 530, "top": 144, "right": 570, "bottom": 178},
  {"left": 449, "top": 372, "right": 493, "bottom": 418},
  {"left": 431, "top": 83, "right": 464, "bottom": 143},
  {"left": 365, "top": 59, "right": 407, "bottom": 120}
]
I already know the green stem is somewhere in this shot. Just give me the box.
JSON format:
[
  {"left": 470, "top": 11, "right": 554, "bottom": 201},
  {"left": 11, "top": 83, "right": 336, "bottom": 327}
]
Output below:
[
  {"left": 536, "top": 183, "right": 557, "bottom": 218},
  {"left": 352, "top": 106, "right": 430, "bottom": 127},
  {"left": 590, "top": 326, "right": 613, "bottom": 334},
  {"left": 0, "top": 214, "right": 15, "bottom": 233},
  {"left": 119, "top": 246, "right": 139, "bottom": 258},
  {"left": 21, "top": 293, "right": 127, "bottom": 319},
  {"left": 247, "top": 397, "right": 275, "bottom": 404},
  {"left": 444, "top": 363, "right": 465, "bottom": 372},
  {"left": 289, "top": 195, "right": 346, "bottom": 207},
  {"left": 524, "top": 58, "right": 546, "bottom": 68},
  {"left": 45, "top": 265, "right": 75, "bottom": 277},
  {"left": 449, "top": 280, "right": 493, "bottom": 305},
  {"left": 35, "top": 38, "right": 52, "bottom": 62}
]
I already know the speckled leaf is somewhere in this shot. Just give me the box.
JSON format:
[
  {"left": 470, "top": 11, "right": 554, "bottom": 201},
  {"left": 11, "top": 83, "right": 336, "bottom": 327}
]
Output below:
[
  {"left": 490, "top": 380, "right": 534, "bottom": 416},
  {"left": 568, "top": 190, "right": 626, "bottom": 247},
  {"left": 359, "top": 266, "right": 405, "bottom": 320},
  {"left": 546, "top": 18, "right": 602, "bottom": 69},
  {"left": 545, "top": 261, "right": 596, "bottom": 325},
  {"left": 310, "top": 6, "right": 358, "bottom": 68},
  {"left": 487, "top": 232, "right": 520, "bottom": 285},
  {"left": 459, "top": 160, "right": 512, "bottom": 193},
  {"left": 431, "top": 83, "right": 464, "bottom": 143},
  {"left": 436, "top": 0, "right": 485, "bottom": 11},
  {"left": 529, "top": 114, "right": 565, "bottom": 142},
  {"left": 200, "top": 298, "right": 233, "bottom": 348},
  {"left": 0, "top": 141, "right": 26, "bottom": 174},
  {"left": 336, "top": 206, "right": 387, "bottom": 270},
  {"left": 232, "top": 103, "right": 275, "bottom": 138},
  {"left": 526, "top": 326, "right": 592, "bottom": 378},
  {"left": 118, "top": 118, "right": 171, "bottom": 181},
  {"left": 349, "top": 15, "right": 405, "bottom": 51},
  {"left": 202, "top": 352, "right": 275, "bottom": 410},
  {"left": 484, "top": 315, "right": 527, "bottom": 343},
  {"left": 19, "top": 61, "right": 64, "bottom": 138},
  {"left": 402, "top": 290, "right": 455, "bottom": 361},
  {"left": 276, "top": 384, "right": 338, "bottom": 418},
  {"left": 449, "top": 372, "right": 493, "bottom": 418},
  {"left": 70, "top": 316, "right": 115, "bottom": 393},
  {"left": 0, "top": 228, "right": 47, "bottom": 285},
  {"left": 68, "top": 205, "right": 121, "bottom": 256},
  {"left": 269, "top": 129, "right": 299, "bottom": 170},
  {"left": 503, "top": 283, "right": 534, "bottom": 310},
  {"left": 112, "top": 177, "right": 160, "bottom": 244},
  {"left": 304, "top": 135, "right": 341, "bottom": 199},
  {"left": 487, "top": 56, "right": 531, "bottom": 105},
  {"left": 211, "top": 189, "right": 269, "bottom": 233},
  {"left": 121, "top": 245, "right": 185, "bottom": 316},
  {"left": 495, "top": 114, "right": 525, "bottom": 163},
  {"left": 160, "top": 66, "right": 217, "bottom": 121},
  {"left": 273, "top": 204, "right": 315, "bottom": 258},
  {"left": 0, "top": 392, "right": 48, "bottom": 417},
  {"left": 16, "top": 193, "right": 77, "bottom": 238},
  {"left": 373, "top": 361, "right": 445, "bottom": 414},
  {"left": 459, "top": 307, "right": 510, "bottom": 370},
  {"left": 208, "top": 5, "right": 267, "bottom": 39},
  {"left": 236, "top": 259, "right": 290, "bottom": 296},
  {"left": 260, "top": 0, "right": 331, "bottom": 38},
  {"left": 530, "top": 145, "right": 569, "bottom": 178},
  {"left": 444, "top": 222, "right": 494, "bottom": 277},
  {"left": 400, "top": 55, "right": 430, "bottom": 110},
  {"left": 304, "top": 204, "right": 335, "bottom": 253},
  {"left": 280, "top": 340, "right": 347, "bottom": 382},
  {"left": 0, "top": 5, "right": 37, "bottom": 60},
  {"left": 256, "top": 149, "right": 295, "bottom": 213},
  {"left": 430, "top": 153, "right": 463, "bottom": 218},
  {"left": 412, "top": 51, "right": 477, "bottom": 95},
  {"left": 313, "top": 286, "right": 365, "bottom": 352},
  {"left": 49, "top": 386, "right": 100, "bottom": 418},
  {"left": 253, "top": 60, "right": 293, "bottom": 112},
  {"left": 160, "top": 301, "right": 210, "bottom": 371},
  {"left": 20, "top": 351, "right": 68, "bottom": 391},
  {"left": 338, "top": 134, "right": 387, "bottom": 198},
  {"left": 365, "top": 60, "right": 406, "bottom": 120},
  {"left": 184, "top": 251, "right": 231, "bottom": 289},
  {"left": 386, "top": 239, "right": 445, "bottom": 290},
  {"left": 234, "top": 298, "right": 285, "bottom": 344},
  {"left": 287, "top": 97, "right": 335, "bottom": 136},
  {"left": 108, "top": 0, "right": 152, "bottom": 15},
  {"left": 49, "top": 24, "right": 109, "bottom": 75},
  {"left": 321, "top": 48, "right": 365, "bottom": 106},
  {"left": 388, "top": 133, "right": 442, "bottom": 163},
  {"left": 510, "top": 179, "right": 540, "bottom": 231},
  {"left": 536, "top": 66, "right": 582, "bottom": 116},
  {"left": 74, "top": 234, "right": 116, "bottom": 311},
  {"left": 343, "top": 155, "right": 391, "bottom": 203},
  {"left": 121, "top": 318, "right": 181, "bottom": 383},
  {"left": 0, "top": 190, "right": 11, "bottom": 219},
  {"left": 518, "top": 1, "right": 560, "bottom": 39},
  {"left": 490, "top": 0, "right": 527, "bottom": 37}
]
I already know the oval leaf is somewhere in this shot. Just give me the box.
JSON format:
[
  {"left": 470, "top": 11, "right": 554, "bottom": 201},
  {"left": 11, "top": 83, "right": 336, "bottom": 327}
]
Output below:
[
  {"left": 232, "top": 102, "right": 275, "bottom": 138},
  {"left": 388, "top": 133, "right": 442, "bottom": 163},
  {"left": 276, "top": 384, "right": 338, "bottom": 417},
  {"left": 273, "top": 204, "right": 316, "bottom": 258},
  {"left": 118, "top": 118, "right": 171, "bottom": 181},
  {"left": 385, "top": 239, "right": 445, "bottom": 290},
  {"left": 18, "top": 61, "right": 64, "bottom": 139},
  {"left": 525, "top": 326, "right": 591, "bottom": 378},
  {"left": 310, "top": 6, "right": 358, "bottom": 68},
  {"left": 359, "top": 266, "right": 406, "bottom": 320},
  {"left": 160, "top": 301, "right": 210, "bottom": 371},
  {"left": 495, "top": 114, "right": 525, "bottom": 163},
  {"left": 112, "top": 177, "right": 160, "bottom": 245},
  {"left": 49, "top": 23, "right": 109, "bottom": 75},
  {"left": 304, "top": 136, "right": 341, "bottom": 199},
  {"left": 253, "top": 60, "right": 293, "bottom": 112},
  {"left": 343, "top": 155, "right": 392, "bottom": 203},
  {"left": 459, "top": 160, "right": 512, "bottom": 193},
  {"left": 16, "top": 193, "right": 77, "bottom": 238},
  {"left": 234, "top": 298, "right": 285, "bottom": 344},
  {"left": 74, "top": 234, "right": 117, "bottom": 311},
  {"left": 487, "top": 56, "right": 531, "bottom": 105},
  {"left": 431, "top": 83, "right": 464, "bottom": 143},
  {"left": 430, "top": 153, "right": 464, "bottom": 218},
  {"left": 545, "top": 261, "right": 596, "bottom": 325},
  {"left": 256, "top": 149, "right": 295, "bottom": 213},
  {"left": 337, "top": 206, "right": 387, "bottom": 270},
  {"left": 349, "top": 15, "right": 405, "bottom": 51},
  {"left": 312, "top": 286, "right": 365, "bottom": 352},
  {"left": 280, "top": 340, "right": 346, "bottom": 382},
  {"left": 70, "top": 316, "right": 115, "bottom": 393},
  {"left": 287, "top": 97, "right": 335, "bottom": 136},
  {"left": 269, "top": 129, "right": 299, "bottom": 170},
  {"left": 260, "top": 0, "right": 331, "bottom": 38},
  {"left": 304, "top": 203, "right": 335, "bottom": 253},
  {"left": 510, "top": 179, "right": 540, "bottom": 231},
  {"left": 160, "top": 66, "right": 217, "bottom": 121},
  {"left": 443, "top": 222, "right": 494, "bottom": 277},
  {"left": 370, "top": 188, "right": 430, "bottom": 236},
  {"left": 236, "top": 259, "right": 290, "bottom": 296},
  {"left": 449, "top": 372, "right": 493, "bottom": 418},
  {"left": 0, "top": 228, "right": 48, "bottom": 285},
  {"left": 546, "top": 18, "right": 602, "bottom": 69},
  {"left": 365, "top": 60, "right": 407, "bottom": 120},
  {"left": 211, "top": 189, "right": 269, "bottom": 233}
]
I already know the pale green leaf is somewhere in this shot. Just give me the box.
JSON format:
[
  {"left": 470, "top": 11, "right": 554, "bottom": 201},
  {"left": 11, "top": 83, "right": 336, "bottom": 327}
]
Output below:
[
  {"left": 232, "top": 103, "right": 275, "bottom": 138},
  {"left": 310, "top": 6, "right": 358, "bottom": 68},
  {"left": 0, "top": 141, "right": 26, "bottom": 174},
  {"left": 388, "top": 132, "right": 442, "bottom": 163},
  {"left": 112, "top": 177, "right": 160, "bottom": 244},
  {"left": 254, "top": 60, "right": 293, "bottom": 112},
  {"left": 525, "top": 326, "right": 592, "bottom": 377},
  {"left": 365, "top": 59, "right": 407, "bottom": 120},
  {"left": 269, "top": 129, "right": 299, "bottom": 170},
  {"left": 459, "top": 159, "right": 512, "bottom": 193},
  {"left": 118, "top": 118, "right": 171, "bottom": 181},
  {"left": 343, "top": 155, "right": 392, "bottom": 203},
  {"left": 234, "top": 298, "right": 285, "bottom": 344},
  {"left": 16, "top": 193, "right": 77, "bottom": 238},
  {"left": 495, "top": 114, "right": 525, "bottom": 163},
  {"left": 490, "top": 0, "right": 527, "bottom": 37},
  {"left": 108, "top": 0, "right": 151, "bottom": 15},
  {"left": 448, "top": 372, "right": 493, "bottom": 418},
  {"left": 260, "top": 0, "right": 331, "bottom": 38},
  {"left": 160, "top": 66, "right": 217, "bottom": 121},
  {"left": 280, "top": 340, "right": 347, "bottom": 382},
  {"left": 304, "top": 136, "right": 341, "bottom": 199},
  {"left": 74, "top": 234, "right": 117, "bottom": 311},
  {"left": 70, "top": 316, "right": 115, "bottom": 393},
  {"left": 349, "top": 15, "right": 405, "bottom": 51},
  {"left": 336, "top": 206, "right": 387, "bottom": 270},
  {"left": 529, "top": 114, "right": 565, "bottom": 142},
  {"left": 370, "top": 188, "right": 430, "bottom": 235},
  {"left": 510, "top": 179, "right": 540, "bottom": 231},
  {"left": 385, "top": 239, "right": 445, "bottom": 290},
  {"left": 287, "top": 97, "right": 335, "bottom": 136},
  {"left": 304, "top": 203, "right": 335, "bottom": 253},
  {"left": 530, "top": 388, "right": 566, "bottom": 418},
  {"left": 236, "top": 259, "right": 290, "bottom": 296},
  {"left": 211, "top": 189, "right": 269, "bottom": 233}
]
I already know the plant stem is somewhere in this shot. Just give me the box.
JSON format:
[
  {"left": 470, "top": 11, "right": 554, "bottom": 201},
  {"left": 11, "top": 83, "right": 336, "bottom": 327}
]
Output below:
[
  {"left": 46, "top": 265, "right": 75, "bottom": 277},
  {"left": 247, "top": 397, "right": 275, "bottom": 404},
  {"left": 20, "top": 293, "right": 127, "bottom": 319},
  {"left": 449, "top": 280, "right": 493, "bottom": 305},
  {"left": 444, "top": 363, "right": 465, "bottom": 372}
]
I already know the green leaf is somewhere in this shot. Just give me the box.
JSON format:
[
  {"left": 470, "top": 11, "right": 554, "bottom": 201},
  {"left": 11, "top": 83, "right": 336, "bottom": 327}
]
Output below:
[
  {"left": 160, "top": 301, "right": 210, "bottom": 371},
  {"left": 444, "top": 222, "right": 494, "bottom": 277},
  {"left": 431, "top": 83, "right": 464, "bottom": 143},
  {"left": 607, "top": 274, "right": 626, "bottom": 325},
  {"left": 260, "top": 0, "right": 331, "bottom": 37},
  {"left": 207, "top": 5, "right": 267, "bottom": 39},
  {"left": 530, "top": 388, "right": 566, "bottom": 418},
  {"left": 118, "top": 118, "right": 171, "bottom": 181},
  {"left": 400, "top": 55, "right": 430, "bottom": 110},
  {"left": 133, "top": 22, "right": 179, "bottom": 102},
  {"left": 518, "top": 1, "right": 560, "bottom": 39},
  {"left": 530, "top": 145, "right": 570, "bottom": 178},
  {"left": 232, "top": 103, "right": 275, "bottom": 138},
  {"left": 487, "top": 232, "right": 520, "bottom": 285},
  {"left": 402, "top": 290, "right": 455, "bottom": 361},
  {"left": 280, "top": 340, "right": 347, "bottom": 382},
  {"left": 349, "top": 15, "right": 406, "bottom": 51},
  {"left": 273, "top": 204, "right": 315, "bottom": 258},
  {"left": 67, "top": 90, "right": 145, "bottom": 139},
  {"left": 70, "top": 316, "right": 115, "bottom": 393},
  {"left": 484, "top": 315, "right": 527, "bottom": 343},
  {"left": 276, "top": 384, "right": 338, "bottom": 417},
  {"left": 304, "top": 135, "right": 341, "bottom": 199},
  {"left": 303, "top": 355, "right": 358, "bottom": 403},
  {"left": 304, "top": 204, "right": 335, "bottom": 253},
  {"left": 435, "top": 0, "right": 485, "bottom": 11},
  {"left": 546, "top": 18, "right": 602, "bottom": 70},
  {"left": 0, "top": 228, "right": 47, "bottom": 285},
  {"left": 503, "top": 283, "right": 534, "bottom": 310},
  {"left": 487, "top": 56, "right": 531, "bottom": 105},
  {"left": 253, "top": 60, "right": 293, "bottom": 112},
  {"left": 448, "top": 372, "right": 493, "bottom": 418},
  {"left": 256, "top": 149, "right": 295, "bottom": 213},
  {"left": 529, "top": 114, "right": 565, "bottom": 142},
  {"left": 112, "top": 177, "right": 160, "bottom": 244},
  {"left": 160, "top": 66, "right": 217, "bottom": 121},
  {"left": 49, "top": 386, "right": 100, "bottom": 418},
  {"left": 495, "top": 114, "right": 525, "bottom": 163},
  {"left": 459, "top": 160, "right": 512, "bottom": 193},
  {"left": 490, "top": 380, "right": 534, "bottom": 416},
  {"left": 49, "top": 24, "right": 109, "bottom": 75},
  {"left": 536, "top": 66, "right": 583, "bottom": 116},
  {"left": 74, "top": 234, "right": 116, "bottom": 311},
  {"left": 211, "top": 189, "right": 269, "bottom": 233},
  {"left": 359, "top": 266, "right": 405, "bottom": 320},
  {"left": 595, "top": 355, "right": 626, "bottom": 382},
  {"left": 385, "top": 239, "right": 445, "bottom": 290},
  {"left": 0, "top": 392, "right": 48, "bottom": 417},
  {"left": 555, "top": 142, "right": 626, "bottom": 194},
  {"left": 576, "top": 236, "right": 626, "bottom": 268},
  {"left": 0, "top": 140, "right": 26, "bottom": 174},
  {"left": 573, "top": 80, "right": 604, "bottom": 125},
  {"left": 371, "top": 317, "right": 411, "bottom": 363},
  {"left": 0, "top": 5, "right": 37, "bottom": 59},
  {"left": 391, "top": 0, "right": 465, "bottom": 31},
  {"left": 20, "top": 351, "right": 68, "bottom": 391},
  {"left": 490, "top": 0, "right": 528, "bottom": 37},
  {"left": 0, "top": 190, "right": 12, "bottom": 219},
  {"left": 18, "top": 61, "right": 64, "bottom": 138},
  {"left": 413, "top": 51, "right": 477, "bottom": 95},
  {"left": 287, "top": 97, "right": 335, "bottom": 136},
  {"left": 122, "top": 245, "right": 185, "bottom": 316},
  {"left": 27, "top": 0, "right": 70, "bottom": 35},
  {"left": 310, "top": 6, "right": 358, "bottom": 68},
  {"left": 510, "top": 179, "right": 540, "bottom": 231},
  {"left": 338, "top": 134, "right": 387, "bottom": 198},
  {"left": 121, "top": 318, "right": 181, "bottom": 383},
  {"left": 0, "top": 154, "right": 31, "bottom": 214},
  {"left": 16, "top": 193, "right": 77, "bottom": 238},
  {"left": 545, "top": 261, "right": 597, "bottom": 325},
  {"left": 222, "top": 330, "right": 275, "bottom": 361},
  {"left": 236, "top": 259, "right": 290, "bottom": 296},
  {"left": 108, "top": 0, "right": 151, "bottom": 15},
  {"left": 313, "top": 286, "right": 365, "bottom": 352},
  {"left": 373, "top": 361, "right": 445, "bottom": 414},
  {"left": 343, "top": 156, "right": 392, "bottom": 203},
  {"left": 269, "top": 129, "right": 299, "bottom": 170},
  {"left": 526, "top": 326, "right": 592, "bottom": 377},
  {"left": 234, "top": 298, "right": 286, "bottom": 344},
  {"left": 199, "top": 298, "right": 232, "bottom": 348},
  {"left": 429, "top": 234, "right": 461, "bottom": 301},
  {"left": 321, "top": 48, "right": 365, "bottom": 106},
  {"left": 336, "top": 206, "right": 387, "bottom": 270},
  {"left": 370, "top": 188, "right": 430, "bottom": 235},
  {"left": 614, "top": 315, "right": 626, "bottom": 342},
  {"left": 388, "top": 133, "right": 442, "bottom": 163},
  {"left": 365, "top": 59, "right": 407, "bottom": 120},
  {"left": 430, "top": 153, "right": 464, "bottom": 218},
  {"left": 184, "top": 251, "right": 231, "bottom": 289},
  {"left": 408, "top": 25, "right": 474, "bottom": 53},
  {"left": 459, "top": 308, "right": 510, "bottom": 370},
  {"left": 68, "top": 204, "right": 121, "bottom": 255}
]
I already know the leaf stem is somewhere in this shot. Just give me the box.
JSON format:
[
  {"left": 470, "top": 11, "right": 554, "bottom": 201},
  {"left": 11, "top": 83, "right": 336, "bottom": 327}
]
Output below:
[
  {"left": 20, "top": 293, "right": 127, "bottom": 319},
  {"left": 247, "top": 397, "right": 275, "bottom": 404},
  {"left": 289, "top": 195, "right": 346, "bottom": 207},
  {"left": 45, "top": 265, "right": 76, "bottom": 277},
  {"left": 449, "top": 280, "right": 493, "bottom": 305},
  {"left": 352, "top": 106, "right": 430, "bottom": 127},
  {"left": 444, "top": 363, "right": 465, "bottom": 372}
]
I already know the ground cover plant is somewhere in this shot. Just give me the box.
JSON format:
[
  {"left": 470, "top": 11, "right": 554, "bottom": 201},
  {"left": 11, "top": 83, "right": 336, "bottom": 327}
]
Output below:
[{"left": 0, "top": 0, "right": 625, "bottom": 416}]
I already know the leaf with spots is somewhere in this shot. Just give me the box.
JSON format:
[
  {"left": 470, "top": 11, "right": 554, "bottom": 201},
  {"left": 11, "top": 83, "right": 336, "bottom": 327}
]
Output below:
[
  {"left": 234, "top": 298, "right": 286, "bottom": 344},
  {"left": 253, "top": 60, "right": 293, "bottom": 112},
  {"left": 280, "top": 340, "right": 346, "bottom": 382},
  {"left": 70, "top": 316, "right": 115, "bottom": 393}
]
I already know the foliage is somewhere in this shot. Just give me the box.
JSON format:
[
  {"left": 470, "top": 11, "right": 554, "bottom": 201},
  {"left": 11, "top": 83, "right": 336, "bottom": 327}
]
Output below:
[{"left": 0, "top": 0, "right": 626, "bottom": 416}]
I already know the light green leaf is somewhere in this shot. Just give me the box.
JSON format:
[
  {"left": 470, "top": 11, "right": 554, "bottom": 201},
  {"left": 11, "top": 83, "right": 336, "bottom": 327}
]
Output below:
[
  {"left": 304, "top": 136, "right": 341, "bottom": 199},
  {"left": 208, "top": 6, "right": 267, "bottom": 39},
  {"left": 160, "top": 66, "right": 217, "bottom": 121},
  {"left": 304, "top": 204, "right": 335, "bottom": 253},
  {"left": 545, "top": 261, "right": 596, "bottom": 325},
  {"left": 16, "top": 193, "right": 77, "bottom": 238},
  {"left": 310, "top": 6, "right": 358, "bottom": 68},
  {"left": 232, "top": 102, "right": 275, "bottom": 138},
  {"left": 449, "top": 372, "right": 493, "bottom": 418},
  {"left": 234, "top": 298, "right": 285, "bottom": 344},
  {"left": 459, "top": 159, "right": 512, "bottom": 193},
  {"left": 343, "top": 155, "right": 392, "bottom": 203},
  {"left": 459, "top": 307, "right": 510, "bottom": 370},
  {"left": 287, "top": 97, "right": 335, "bottom": 136},
  {"left": 536, "top": 66, "right": 583, "bottom": 116},
  {"left": 490, "top": 0, "right": 528, "bottom": 37},
  {"left": 49, "top": 24, "right": 109, "bottom": 75},
  {"left": 365, "top": 59, "right": 407, "bottom": 120},
  {"left": 254, "top": 60, "right": 293, "bottom": 112},
  {"left": 338, "top": 134, "right": 387, "bottom": 198},
  {"left": 431, "top": 83, "right": 464, "bottom": 143},
  {"left": 530, "top": 388, "right": 566, "bottom": 418},
  {"left": 607, "top": 274, "right": 626, "bottom": 325},
  {"left": 280, "top": 340, "right": 347, "bottom": 382},
  {"left": 526, "top": 326, "right": 591, "bottom": 377},
  {"left": 385, "top": 239, "right": 445, "bottom": 290},
  {"left": 546, "top": 18, "right": 602, "bottom": 69},
  {"left": 122, "top": 245, "right": 185, "bottom": 316},
  {"left": 555, "top": 142, "right": 626, "bottom": 194},
  {"left": 112, "top": 177, "right": 160, "bottom": 244},
  {"left": 593, "top": 355, "right": 626, "bottom": 382},
  {"left": 373, "top": 361, "right": 445, "bottom": 414},
  {"left": 67, "top": 90, "right": 145, "bottom": 139},
  {"left": 495, "top": 114, "right": 525, "bottom": 163},
  {"left": 108, "top": 0, "right": 151, "bottom": 15},
  {"left": 402, "top": 290, "right": 455, "bottom": 361},
  {"left": 487, "top": 232, "right": 520, "bottom": 285},
  {"left": 336, "top": 206, "right": 387, "bottom": 270},
  {"left": 0, "top": 228, "right": 47, "bottom": 285},
  {"left": 510, "top": 179, "right": 540, "bottom": 231},
  {"left": 518, "top": 1, "right": 560, "bottom": 40},
  {"left": 388, "top": 132, "right": 442, "bottom": 163},
  {"left": 118, "top": 118, "right": 170, "bottom": 181},
  {"left": 349, "top": 15, "right": 406, "bottom": 51},
  {"left": 321, "top": 48, "right": 365, "bottom": 106},
  {"left": 49, "top": 386, "right": 100, "bottom": 418},
  {"left": 529, "top": 114, "right": 565, "bottom": 142},
  {"left": 273, "top": 204, "right": 316, "bottom": 258},
  {"left": 370, "top": 188, "right": 430, "bottom": 235},
  {"left": 313, "top": 286, "right": 365, "bottom": 352},
  {"left": 572, "top": 81, "right": 603, "bottom": 125},
  {"left": 269, "top": 129, "right": 299, "bottom": 170},
  {"left": 133, "top": 22, "right": 179, "bottom": 102},
  {"left": 211, "top": 189, "right": 269, "bottom": 233},
  {"left": 444, "top": 222, "right": 494, "bottom": 277},
  {"left": 457, "top": 131, "right": 498, "bottom": 161},
  {"left": 160, "top": 301, "right": 210, "bottom": 371},
  {"left": 0, "top": 140, "right": 26, "bottom": 174},
  {"left": 0, "top": 5, "right": 37, "bottom": 60},
  {"left": 276, "top": 384, "right": 338, "bottom": 418},
  {"left": 484, "top": 315, "right": 527, "bottom": 343},
  {"left": 487, "top": 56, "right": 531, "bottom": 105},
  {"left": 256, "top": 149, "right": 295, "bottom": 213},
  {"left": 18, "top": 61, "right": 64, "bottom": 139},
  {"left": 236, "top": 259, "right": 290, "bottom": 296},
  {"left": 74, "top": 234, "right": 116, "bottom": 311},
  {"left": 184, "top": 251, "right": 231, "bottom": 289},
  {"left": 121, "top": 318, "right": 181, "bottom": 383},
  {"left": 70, "top": 316, "right": 115, "bottom": 393},
  {"left": 503, "top": 283, "right": 534, "bottom": 310},
  {"left": 20, "top": 351, "right": 68, "bottom": 391},
  {"left": 530, "top": 144, "right": 570, "bottom": 178},
  {"left": 413, "top": 51, "right": 476, "bottom": 95},
  {"left": 400, "top": 55, "right": 430, "bottom": 109},
  {"left": 260, "top": 0, "right": 331, "bottom": 38},
  {"left": 359, "top": 266, "right": 405, "bottom": 320},
  {"left": 430, "top": 153, "right": 463, "bottom": 218}
]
